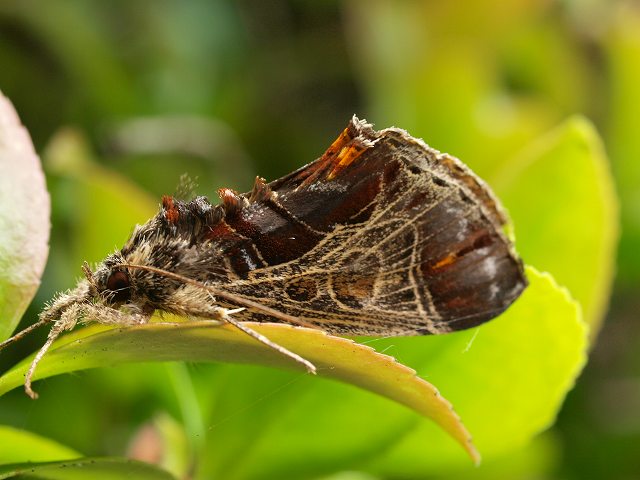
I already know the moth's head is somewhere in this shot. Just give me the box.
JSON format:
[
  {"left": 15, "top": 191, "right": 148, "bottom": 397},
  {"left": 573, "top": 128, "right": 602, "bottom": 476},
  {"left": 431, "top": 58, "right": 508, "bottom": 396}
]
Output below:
[
  {"left": 38, "top": 255, "right": 137, "bottom": 325},
  {"left": 40, "top": 198, "right": 216, "bottom": 324},
  {"left": 88, "top": 254, "right": 134, "bottom": 307},
  {"left": 39, "top": 247, "right": 164, "bottom": 326}
]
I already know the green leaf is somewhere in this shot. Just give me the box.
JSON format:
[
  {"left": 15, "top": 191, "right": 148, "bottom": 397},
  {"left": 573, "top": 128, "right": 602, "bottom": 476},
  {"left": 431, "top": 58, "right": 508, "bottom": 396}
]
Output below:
[
  {"left": 0, "top": 268, "right": 585, "bottom": 478},
  {"left": 188, "top": 267, "right": 584, "bottom": 479},
  {"left": 0, "top": 457, "right": 176, "bottom": 480},
  {"left": 492, "top": 117, "right": 618, "bottom": 334},
  {"left": 0, "top": 320, "right": 479, "bottom": 464},
  {"left": 0, "top": 91, "right": 50, "bottom": 341},
  {"left": 605, "top": 6, "right": 640, "bottom": 283},
  {"left": 363, "top": 267, "right": 586, "bottom": 477},
  {"left": 0, "top": 426, "right": 80, "bottom": 465}
]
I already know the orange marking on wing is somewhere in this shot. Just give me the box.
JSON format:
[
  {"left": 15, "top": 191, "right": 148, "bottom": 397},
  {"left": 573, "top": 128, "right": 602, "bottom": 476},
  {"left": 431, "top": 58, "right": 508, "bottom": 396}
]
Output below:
[
  {"left": 323, "top": 126, "right": 354, "bottom": 159},
  {"left": 432, "top": 253, "right": 457, "bottom": 270},
  {"left": 327, "top": 142, "right": 368, "bottom": 180},
  {"left": 296, "top": 126, "right": 355, "bottom": 189}
]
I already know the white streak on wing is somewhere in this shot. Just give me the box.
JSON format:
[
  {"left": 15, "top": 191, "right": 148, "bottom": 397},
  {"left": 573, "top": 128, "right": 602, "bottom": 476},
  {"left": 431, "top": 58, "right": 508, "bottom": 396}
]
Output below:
[{"left": 482, "top": 256, "right": 498, "bottom": 277}]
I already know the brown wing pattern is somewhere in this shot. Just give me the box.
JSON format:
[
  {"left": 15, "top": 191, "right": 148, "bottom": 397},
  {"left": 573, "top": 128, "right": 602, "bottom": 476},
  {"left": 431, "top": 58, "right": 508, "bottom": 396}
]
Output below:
[{"left": 213, "top": 117, "right": 527, "bottom": 335}]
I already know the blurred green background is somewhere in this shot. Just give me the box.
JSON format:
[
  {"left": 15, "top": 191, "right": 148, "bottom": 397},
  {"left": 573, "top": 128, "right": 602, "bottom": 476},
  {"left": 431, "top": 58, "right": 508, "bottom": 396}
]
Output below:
[{"left": 0, "top": 1, "right": 637, "bottom": 479}]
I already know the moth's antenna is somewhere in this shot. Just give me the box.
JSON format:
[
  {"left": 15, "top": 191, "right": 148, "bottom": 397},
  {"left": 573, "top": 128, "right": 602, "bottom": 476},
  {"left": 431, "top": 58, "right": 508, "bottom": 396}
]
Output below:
[
  {"left": 119, "top": 263, "right": 318, "bottom": 374},
  {"left": 82, "top": 262, "right": 99, "bottom": 297},
  {"left": 0, "top": 318, "right": 51, "bottom": 352}
]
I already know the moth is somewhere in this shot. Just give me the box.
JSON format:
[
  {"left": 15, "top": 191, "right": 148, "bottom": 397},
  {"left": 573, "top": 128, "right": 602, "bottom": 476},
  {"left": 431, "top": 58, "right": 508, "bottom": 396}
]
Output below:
[{"left": 1, "top": 116, "right": 527, "bottom": 398}]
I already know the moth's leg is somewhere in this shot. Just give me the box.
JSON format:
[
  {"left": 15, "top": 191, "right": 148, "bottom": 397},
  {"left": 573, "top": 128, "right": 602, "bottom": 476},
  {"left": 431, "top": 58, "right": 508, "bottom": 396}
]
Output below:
[
  {"left": 24, "top": 304, "right": 148, "bottom": 399},
  {"left": 213, "top": 306, "right": 317, "bottom": 375},
  {"left": 24, "top": 305, "right": 80, "bottom": 399},
  {"left": 167, "top": 288, "right": 317, "bottom": 374},
  {"left": 80, "top": 303, "right": 149, "bottom": 326}
]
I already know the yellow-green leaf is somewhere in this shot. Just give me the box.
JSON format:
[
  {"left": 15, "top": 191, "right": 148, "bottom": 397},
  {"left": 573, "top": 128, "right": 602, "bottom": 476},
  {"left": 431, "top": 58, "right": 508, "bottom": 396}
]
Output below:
[
  {"left": 0, "top": 320, "right": 479, "bottom": 463},
  {"left": 493, "top": 117, "right": 618, "bottom": 334},
  {"left": 0, "top": 457, "right": 175, "bottom": 480},
  {"left": 0, "top": 426, "right": 80, "bottom": 465},
  {"left": 364, "top": 267, "right": 586, "bottom": 476}
]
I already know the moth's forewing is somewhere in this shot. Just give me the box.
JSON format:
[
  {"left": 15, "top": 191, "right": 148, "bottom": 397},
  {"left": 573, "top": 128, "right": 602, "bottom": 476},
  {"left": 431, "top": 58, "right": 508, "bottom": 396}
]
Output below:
[{"left": 210, "top": 118, "right": 526, "bottom": 336}]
